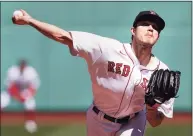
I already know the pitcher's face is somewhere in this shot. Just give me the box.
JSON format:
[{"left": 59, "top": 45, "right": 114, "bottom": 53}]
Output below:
[{"left": 131, "top": 21, "right": 160, "bottom": 47}]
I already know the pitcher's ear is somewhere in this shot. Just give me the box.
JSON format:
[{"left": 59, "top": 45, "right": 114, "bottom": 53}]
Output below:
[{"left": 131, "top": 27, "right": 136, "bottom": 37}]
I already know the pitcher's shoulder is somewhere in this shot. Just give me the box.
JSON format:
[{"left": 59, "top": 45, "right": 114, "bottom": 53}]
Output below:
[
  {"left": 99, "top": 36, "right": 125, "bottom": 51},
  {"left": 156, "top": 58, "right": 169, "bottom": 70}
]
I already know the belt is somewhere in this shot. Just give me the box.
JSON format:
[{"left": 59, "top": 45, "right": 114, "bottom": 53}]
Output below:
[{"left": 92, "top": 106, "right": 139, "bottom": 124}]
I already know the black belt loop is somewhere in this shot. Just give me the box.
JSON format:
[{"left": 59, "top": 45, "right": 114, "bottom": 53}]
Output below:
[{"left": 92, "top": 106, "right": 139, "bottom": 124}]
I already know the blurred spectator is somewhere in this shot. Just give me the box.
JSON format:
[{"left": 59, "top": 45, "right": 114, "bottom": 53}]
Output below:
[{"left": 1, "top": 59, "right": 40, "bottom": 133}]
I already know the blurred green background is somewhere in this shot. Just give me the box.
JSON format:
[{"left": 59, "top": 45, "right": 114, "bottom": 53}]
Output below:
[{"left": 1, "top": 1, "right": 192, "bottom": 136}]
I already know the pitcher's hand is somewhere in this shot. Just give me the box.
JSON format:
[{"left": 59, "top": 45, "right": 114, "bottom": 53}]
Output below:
[{"left": 12, "top": 9, "right": 32, "bottom": 25}]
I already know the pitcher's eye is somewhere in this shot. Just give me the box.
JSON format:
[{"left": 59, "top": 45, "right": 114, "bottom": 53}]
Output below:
[{"left": 152, "top": 24, "right": 159, "bottom": 31}]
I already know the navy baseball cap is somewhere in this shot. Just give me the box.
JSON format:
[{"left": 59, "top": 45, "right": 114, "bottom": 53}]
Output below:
[{"left": 133, "top": 10, "right": 165, "bottom": 32}]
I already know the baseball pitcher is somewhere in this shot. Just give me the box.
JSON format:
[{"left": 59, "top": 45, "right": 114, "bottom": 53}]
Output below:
[{"left": 12, "top": 9, "right": 181, "bottom": 136}]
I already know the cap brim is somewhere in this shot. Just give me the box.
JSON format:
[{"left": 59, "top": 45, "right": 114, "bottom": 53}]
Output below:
[{"left": 134, "top": 14, "right": 165, "bottom": 31}]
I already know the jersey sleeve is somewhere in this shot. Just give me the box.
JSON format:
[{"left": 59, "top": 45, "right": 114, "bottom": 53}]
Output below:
[
  {"left": 158, "top": 98, "right": 175, "bottom": 118},
  {"left": 158, "top": 61, "right": 174, "bottom": 118},
  {"left": 69, "top": 31, "right": 105, "bottom": 64},
  {"left": 69, "top": 31, "right": 123, "bottom": 66}
]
